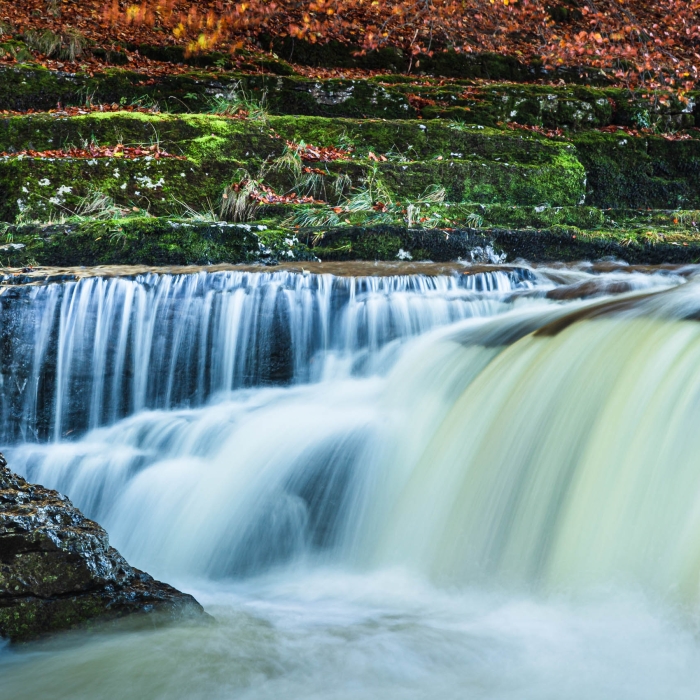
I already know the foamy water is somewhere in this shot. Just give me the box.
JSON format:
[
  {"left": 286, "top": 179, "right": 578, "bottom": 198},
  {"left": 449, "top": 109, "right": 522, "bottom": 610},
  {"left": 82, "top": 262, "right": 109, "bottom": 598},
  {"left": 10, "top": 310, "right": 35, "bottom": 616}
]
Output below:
[{"left": 3, "top": 263, "right": 700, "bottom": 698}]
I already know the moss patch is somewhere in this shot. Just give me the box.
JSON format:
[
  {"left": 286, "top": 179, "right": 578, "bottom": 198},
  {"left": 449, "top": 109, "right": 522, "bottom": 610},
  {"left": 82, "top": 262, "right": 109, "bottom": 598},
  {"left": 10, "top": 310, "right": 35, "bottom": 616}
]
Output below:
[
  {"left": 573, "top": 131, "right": 700, "bottom": 209},
  {"left": 1, "top": 67, "right": 700, "bottom": 266},
  {"left": 5, "top": 215, "right": 700, "bottom": 267},
  {"left": 0, "top": 217, "right": 322, "bottom": 267},
  {"left": 0, "top": 114, "right": 587, "bottom": 222},
  {"left": 1, "top": 65, "right": 697, "bottom": 130}
]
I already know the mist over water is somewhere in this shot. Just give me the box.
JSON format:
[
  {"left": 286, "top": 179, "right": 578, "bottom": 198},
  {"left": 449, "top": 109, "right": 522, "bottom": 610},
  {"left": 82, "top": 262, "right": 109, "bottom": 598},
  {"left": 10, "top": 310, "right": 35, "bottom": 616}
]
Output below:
[
  {"left": 3, "top": 263, "right": 700, "bottom": 698},
  {"left": 5, "top": 570, "right": 700, "bottom": 700}
]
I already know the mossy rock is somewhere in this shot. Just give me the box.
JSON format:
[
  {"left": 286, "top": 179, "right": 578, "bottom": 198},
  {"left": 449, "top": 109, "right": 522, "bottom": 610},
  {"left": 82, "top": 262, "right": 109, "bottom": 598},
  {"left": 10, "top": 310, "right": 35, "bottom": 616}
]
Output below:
[
  {"left": 0, "top": 455, "right": 206, "bottom": 644},
  {"left": 5, "top": 215, "right": 700, "bottom": 266},
  {"left": 1, "top": 65, "right": 697, "bottom": 131},
  {"left": 0, "top": 156, "right": 240, "bottom": 222},
  {"left": 0, "top": 113, "right": 586, "bottom": 220},
  {"left": 0, "top": 217, "right": 319, "bottom": 267},
  {"left": 572, "top": 131, "right": 700, "bottom": 209},
  {"left": 0, "top": 113, "right": 572, "bottom": 165},
  {"left": 305, "top": 223, "right": 700, "bottom": 264},
  {"left": 478, "top": 204, "right": 606, "bottom": 229}
]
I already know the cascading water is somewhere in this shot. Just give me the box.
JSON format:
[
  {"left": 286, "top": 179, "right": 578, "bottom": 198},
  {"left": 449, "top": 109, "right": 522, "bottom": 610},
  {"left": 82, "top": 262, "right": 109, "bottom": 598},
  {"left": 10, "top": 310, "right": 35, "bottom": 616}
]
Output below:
[
  {"left": 0, "top": 268, "right": 531, "bottom": 442},
  {"left": 4, "top": 262, "right": 700, "bottom": 700}
]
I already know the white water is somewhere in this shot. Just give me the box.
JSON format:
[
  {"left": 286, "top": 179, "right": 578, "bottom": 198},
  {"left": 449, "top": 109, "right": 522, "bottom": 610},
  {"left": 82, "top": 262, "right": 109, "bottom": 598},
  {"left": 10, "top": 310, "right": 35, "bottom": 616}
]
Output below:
[
  {"left": 4, "top": 571, "right": 700, "bottom": 700},
  {"left": 0, "top": 268, "right": 532, "bottom": 442},
  {"left": 3, "top": 263, "right": 700, "bottom": 698}
]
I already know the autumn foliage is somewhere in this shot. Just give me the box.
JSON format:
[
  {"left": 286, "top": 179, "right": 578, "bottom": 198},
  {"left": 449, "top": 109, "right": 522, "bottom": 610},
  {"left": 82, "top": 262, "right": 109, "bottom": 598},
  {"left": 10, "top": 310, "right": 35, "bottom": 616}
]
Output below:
[
  {"left": 0, "top": 143, "right": 185, "bottom": 159},
  {"left": 3, "top": 0, "right": 700, "bottom": 87},
  {"left": 291, "top": 141, "right": 353, "bottom": 162}
]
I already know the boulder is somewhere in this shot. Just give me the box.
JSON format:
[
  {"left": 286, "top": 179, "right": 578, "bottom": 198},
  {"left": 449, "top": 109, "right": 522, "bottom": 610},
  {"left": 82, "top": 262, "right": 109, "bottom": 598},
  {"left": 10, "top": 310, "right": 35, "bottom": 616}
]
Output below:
[{"left": 0, "top": 452, "right": 206, "bottom": 642}]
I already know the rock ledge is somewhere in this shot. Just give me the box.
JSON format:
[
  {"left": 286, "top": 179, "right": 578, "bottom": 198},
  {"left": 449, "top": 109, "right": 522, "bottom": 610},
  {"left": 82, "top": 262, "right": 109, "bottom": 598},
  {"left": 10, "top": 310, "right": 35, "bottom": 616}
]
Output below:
[{"left": 0, "top": 453, "right": 205, "bottom": 643}]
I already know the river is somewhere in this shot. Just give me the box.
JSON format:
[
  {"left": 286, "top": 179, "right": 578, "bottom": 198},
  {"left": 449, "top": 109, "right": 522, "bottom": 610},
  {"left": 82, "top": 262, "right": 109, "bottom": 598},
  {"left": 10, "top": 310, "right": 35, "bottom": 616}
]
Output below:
[{"left": 2, "top": 261, "right": 700, "bottom": 698}]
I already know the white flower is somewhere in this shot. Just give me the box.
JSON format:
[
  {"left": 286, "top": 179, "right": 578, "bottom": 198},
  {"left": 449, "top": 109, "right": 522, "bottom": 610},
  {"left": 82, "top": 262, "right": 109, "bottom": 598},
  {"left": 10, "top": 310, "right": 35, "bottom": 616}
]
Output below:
[
  {"left": 38, "top": 178, "right": 50, "bottom": 186},
  {"left": 134, "top": 175, "right": 165, "bottom": 189}
]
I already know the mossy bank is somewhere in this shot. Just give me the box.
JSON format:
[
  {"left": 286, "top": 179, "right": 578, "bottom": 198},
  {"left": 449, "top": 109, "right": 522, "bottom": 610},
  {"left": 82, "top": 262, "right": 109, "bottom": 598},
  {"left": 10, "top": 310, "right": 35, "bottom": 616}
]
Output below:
[{"left": 2, "top": 65, "right": 700, "bottom": 265}]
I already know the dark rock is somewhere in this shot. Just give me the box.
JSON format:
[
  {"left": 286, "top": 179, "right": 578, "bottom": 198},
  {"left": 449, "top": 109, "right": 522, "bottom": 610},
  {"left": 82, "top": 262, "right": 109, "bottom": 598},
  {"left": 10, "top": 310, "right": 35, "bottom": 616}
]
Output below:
[
  {"left": 545, "top": 278, "right": 639, "bottom": 300},
  {"left": 0, "top": 452, "right": 206, "bottom": 643}
]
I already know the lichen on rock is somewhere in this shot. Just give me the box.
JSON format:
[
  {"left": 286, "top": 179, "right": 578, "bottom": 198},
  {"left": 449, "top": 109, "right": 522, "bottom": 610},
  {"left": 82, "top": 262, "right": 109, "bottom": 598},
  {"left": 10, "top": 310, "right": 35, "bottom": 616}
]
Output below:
[{"left": 0, "top": 452, "right": 207, "bottom": 643}]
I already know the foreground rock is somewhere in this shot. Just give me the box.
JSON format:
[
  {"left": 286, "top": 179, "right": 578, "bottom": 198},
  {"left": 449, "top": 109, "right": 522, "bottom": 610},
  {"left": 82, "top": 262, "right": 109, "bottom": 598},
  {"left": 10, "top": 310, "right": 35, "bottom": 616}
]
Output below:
[{"left": 0, "top": 453, "right": 205, "bottom": 643}]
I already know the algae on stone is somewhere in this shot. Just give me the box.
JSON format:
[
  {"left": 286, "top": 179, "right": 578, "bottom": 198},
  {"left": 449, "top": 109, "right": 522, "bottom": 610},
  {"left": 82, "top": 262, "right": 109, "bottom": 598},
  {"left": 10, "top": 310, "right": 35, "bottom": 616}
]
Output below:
[{"left": 0, "top": 453, "right": 206, "bottom": 643}]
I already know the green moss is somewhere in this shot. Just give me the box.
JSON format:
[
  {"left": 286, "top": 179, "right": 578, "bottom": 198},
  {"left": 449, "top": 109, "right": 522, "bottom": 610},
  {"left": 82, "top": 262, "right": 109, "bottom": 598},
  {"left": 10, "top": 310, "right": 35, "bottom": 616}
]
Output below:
[
  {"left": 0, "top": 217, "right": 319, "bottom": 267},
  {"left": 460, "top": 149, "right": 584, "bottom": 206},
  {"left": 0, "top": 64, "right": 224, "bottom": 113},
  {"left": 0, "top": 595, "right": 109, "bottom": 643},
  {"left": 0, "top": 113, "right": 570, "bottom": 165},
  {"left": 418, "top": 84, "right": 615, "bottom": 130},
  {"left": 478, "top": 204, "right": 606, "bottom": 229},
  {"left": 352, "top": 232, "right": 403, "bottom": 259},
  {"left": 573, "top": 132, "right": 700, "bottom": 208},
  {"left": 309, "top": 227, "right": 428, "bottom": 261},
  {"left": 0, "top": 114, "right": 586, "bottom": 220},
  {"left": 5, "top": 212, "right": 700, "bottom": 266},
  {"left": 305, "top": 223, "right": 700, "bottom": 264},
  {"left": 2, "top": 65, "right": 697, "bottom": 130},
  {"left": 1, "top": 65, "right": 699, "bottom": 266},
  {"left": 0, "top": 156, "right": 241, "bottom": 221},
  {"left": 282, "top": 202, "right": 700, "bottom": 234}
]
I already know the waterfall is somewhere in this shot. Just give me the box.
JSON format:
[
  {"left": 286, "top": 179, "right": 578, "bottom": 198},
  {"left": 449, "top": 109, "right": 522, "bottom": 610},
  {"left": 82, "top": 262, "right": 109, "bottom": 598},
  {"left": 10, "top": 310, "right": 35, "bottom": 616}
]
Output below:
[
  {"left": 6, "top": 264, "right": 700, "bottom": 601},
  {"left": 0, "top": 268, "right": 534, "bottom": 443},
  {"left": 368, "top": 295, "right": 700, "bottom": 595}
]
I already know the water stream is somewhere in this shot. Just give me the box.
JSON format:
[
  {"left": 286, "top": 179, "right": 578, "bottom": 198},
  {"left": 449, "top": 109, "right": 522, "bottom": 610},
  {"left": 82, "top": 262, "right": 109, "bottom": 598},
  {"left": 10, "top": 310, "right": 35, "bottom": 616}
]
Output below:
[{"left": 3, "top": 262, "right": 700, "bottom": 698}]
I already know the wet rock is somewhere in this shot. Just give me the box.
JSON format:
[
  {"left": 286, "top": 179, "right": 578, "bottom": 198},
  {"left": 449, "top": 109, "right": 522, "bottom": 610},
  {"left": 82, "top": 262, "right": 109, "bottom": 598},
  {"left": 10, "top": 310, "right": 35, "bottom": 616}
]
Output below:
[
  {"left": 545, "top": 278, "right": 638, "bottom": 300},
  {"left": 0, "top": 452, "right": 206, "bottom": 643}
]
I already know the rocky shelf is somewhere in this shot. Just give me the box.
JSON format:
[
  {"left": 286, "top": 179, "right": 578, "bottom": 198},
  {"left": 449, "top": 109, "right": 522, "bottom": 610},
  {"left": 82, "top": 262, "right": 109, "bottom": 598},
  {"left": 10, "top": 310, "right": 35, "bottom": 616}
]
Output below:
[
  {"left": 1, "top": 63, "right": 700, "bottom": 266},
  {"left": 0, "top": 452, "right": 207, "bottom": 643}
]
